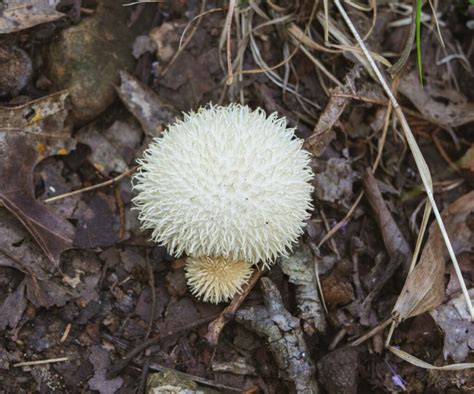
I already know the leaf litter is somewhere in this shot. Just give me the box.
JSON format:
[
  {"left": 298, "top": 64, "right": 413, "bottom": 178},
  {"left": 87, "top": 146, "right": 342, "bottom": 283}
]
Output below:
[{"left": 0, "top": 1, "right": 473, "bottom": 393}]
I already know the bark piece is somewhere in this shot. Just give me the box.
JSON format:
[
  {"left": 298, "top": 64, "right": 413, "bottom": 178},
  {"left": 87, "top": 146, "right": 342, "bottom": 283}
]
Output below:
[
  {"left": 278, "top": 242, "right": 326, "bottom": 335},
  {"left": 236, "top": 277, "right": 318, "bottom": 393}
]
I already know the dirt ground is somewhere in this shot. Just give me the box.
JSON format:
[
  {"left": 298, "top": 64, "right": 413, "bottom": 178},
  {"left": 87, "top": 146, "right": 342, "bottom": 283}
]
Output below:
[{"left": 0, "top": 1, "right": 473, "bottom": 393}]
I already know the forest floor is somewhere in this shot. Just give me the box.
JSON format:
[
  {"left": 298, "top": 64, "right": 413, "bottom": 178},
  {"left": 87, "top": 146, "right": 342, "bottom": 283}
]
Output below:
[{"left": 0, "top": 1, "right": 473, "bottom": 393}]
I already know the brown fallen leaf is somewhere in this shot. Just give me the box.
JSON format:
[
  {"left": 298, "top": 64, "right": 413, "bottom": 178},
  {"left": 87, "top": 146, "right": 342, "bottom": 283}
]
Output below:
[
  {"left": 0, "top": 209, "right": 77, "bottom": 309},
  {"left": 363, "top": 168, "right": 412, "bottom": 274},
  {"left": 0, "top": 92, "right": 75, "bottom": 262},
  {"left": 393, "top": 191, "right": 474, "bottom": 322},
  {"left": 399, "top": 71, "right": 474, "bottom": 129},
  {"left": 304, "top": 67, "right": 360, "bottom": 156},
  {"left": 0, "top": 0, "right": 64, "bottom": 33},
  {"left": 459, "top": 145, "right": 474, "bottom": 173}
]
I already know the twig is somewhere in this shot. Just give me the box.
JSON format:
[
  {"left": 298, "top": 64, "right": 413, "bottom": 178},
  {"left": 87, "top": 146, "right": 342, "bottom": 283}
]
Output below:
[
  {"left": 431, "top": 129, "right": 460, "bottom": 173},
  {"left": 137, "top": 353, "right": 151, "bottom": 394},
  {"left": 14, "top": 357, "right": 69, "bottom": 367},
  {"left": 115, "top": 187, "right": 126, "bottom": 240},
  {"left": 224, "top": 0, "right": 236, "bottom": 84},
  {"left": 144, "top": 250, "right": 156, "bottom": 340},
  {"left": 147, "top": 363, "right": 244, "bottom": 392},
  {"left": 43, "top": 166, "right": 138, "bottom": 204},
  {"left": 350, "top": 317, "right": 393, "bottom": 346},
  {"left": 160, "top": 1, "right": 211, "bottom": 78},
  {"left": 334, "top": 0, "right": 474, "bottom": 319},
  {"left": 205, "top": 268, "right": 264, "bottom": 346},
  {"left": 318, "top": 192, "right": 363, "bottom": 248},
  {"left": 60, "top": 323, "right": 72, "bottom": 343},
  {"left": 108, "top": 313, "right": 219, "bottom": 378}
]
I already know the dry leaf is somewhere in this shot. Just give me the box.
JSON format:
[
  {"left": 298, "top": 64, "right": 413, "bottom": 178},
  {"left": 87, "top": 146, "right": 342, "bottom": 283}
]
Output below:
[
  {"left": 430, "top": 289, "right": 474, "bottom": 363},
  {"left": 88, "top": 345, "right": 124, "bottom": 394},
  {"left": 304, "top": 67, "right": 360, "bottom": 156},
  {"left": 363, "top": 168, "right": 412, "bottom": 274},
  {"left": 75, "top": 124, "right": 129, "bottom": 176},
  {"left": 0, "top": 92, "right": 75, "bottom": 262},
  {"left": 393, "top": 191, "right": 474, "bottom": 321},
  {"left": 116, "top": 71, "right": 175, "bottom": 137},
  {"left": 0, "top": 0, "right": 64, "bottom": 33},
  {"left": 399, "top": 71, "right": 474, "bottom": 129},
  {"left": 313, "top": 157, "right": 356, "bottom": 206},
  {"left": 0, "top": 209, "right": 77, "bottom": 309},
  {"left": 0, "top": 280, "right": 26, "bottom": 331},
  {"left": 459, "top": 145, "right": 474, "bottom": 173}
]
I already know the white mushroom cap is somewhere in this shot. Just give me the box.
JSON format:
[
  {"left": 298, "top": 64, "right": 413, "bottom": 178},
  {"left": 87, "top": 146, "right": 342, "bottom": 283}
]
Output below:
[
  {"left": 185, "top": 256, "right": 253, "bottom": 304},
  {"left": 133, "top": 104, "right": 314, "bottom": 265}
]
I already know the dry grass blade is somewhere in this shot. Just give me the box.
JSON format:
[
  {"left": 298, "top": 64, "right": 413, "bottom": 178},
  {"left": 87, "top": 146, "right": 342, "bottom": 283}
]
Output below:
[
  {"left": 388, "top": 346, "right": 474, "bottom": 370},
  {"left": 333, "top": 0, "right": 474, "bottom": 320}
]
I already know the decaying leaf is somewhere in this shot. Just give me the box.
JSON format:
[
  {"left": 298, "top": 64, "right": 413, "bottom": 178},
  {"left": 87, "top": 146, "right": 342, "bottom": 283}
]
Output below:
[
  {"left": 0, "top": 92, "right": 75, "bottom": 262},
  {"left": 0, "top": 209, "right": 50, "bottom": 279},
  {"left": 304, "top": 67, "right": 360, "bottom": 156},
  {"left": 0, "top": 279, "right": 27, "bottom": 331},
  {"left": 88, "top": 345, "right": 124, "bottom": 394},
  {"left": 73, "top": 193, "right": 120, "bottom": 249},
  {"left": 363, "top": 168, "right": 412, "bottom": 274},
  {"left": 0, "top": 209, "right": 77, "bottom": 309},
  {"left": 459, "top": 145, "right": 474, "bottom": 174},
  {"left": 393, "top": 191, "right": 474, "bottom": 321},
  {"left": 116, "top": 71, "right": 175, "bottom": 137},
  {"left": 0, "top": 0, "right": 64, "bottom": 33},
  {"left": 76, "top": 124, "right": 129, "bottom": 176},
  {"left": 278, "top": 242, "right": 326, "bottom": 335},
  {"left": 313, "top": 157, "right": 356, "bottom": 206},
  {"left": 399, "top": 71, "right": 474, "bottom": 129},
  {"left": 430, "top": 289, "right": 474, "bottom": 363}
]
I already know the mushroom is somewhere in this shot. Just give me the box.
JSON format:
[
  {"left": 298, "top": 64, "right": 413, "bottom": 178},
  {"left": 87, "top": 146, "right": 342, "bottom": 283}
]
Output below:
[{"left": 133, "top": 104, "right": 314, "bottom": 303}]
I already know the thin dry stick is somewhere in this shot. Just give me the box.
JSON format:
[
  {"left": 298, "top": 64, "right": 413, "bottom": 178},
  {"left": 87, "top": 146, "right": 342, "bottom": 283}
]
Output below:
[
  {"left": 144, "top": 250, "right": 156, "bottom": 341},
  {"left": 108, "top": 313, "right": 219, "bottom": 378},
  {"left": 351, "top": 317, "right": 393, "bottom": 347},
  {"left": 318, "top": 192, "right": 363, "bottom": 248},
  {"left": 333, "top": 0, "right": 474, "bottom": 320},
  {"left": 14, "top": 357, "right": 69, "bottom": 367},
  {"left": 148, "top": 363, "right": 244, "bottom": 392},
  {"left": 60, "top": 323, "right": 72, "bottom": 343},
  {"left": 205, "top": 268, "right": 264, "bottom": 346},
  {"left": 160, "top": 1, "right": 213, "bottom": 78},
  {"left": 225, "top": 0, "right": 236, "bottom": 85},
  {"left": 43, "top": 166, "right": 138, "bottom": 204}
]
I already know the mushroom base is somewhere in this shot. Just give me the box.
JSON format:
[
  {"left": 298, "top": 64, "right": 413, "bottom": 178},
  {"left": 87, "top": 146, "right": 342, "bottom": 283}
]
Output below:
[{"left": 184, "top": 256, "right": 253, "bottom": 304}]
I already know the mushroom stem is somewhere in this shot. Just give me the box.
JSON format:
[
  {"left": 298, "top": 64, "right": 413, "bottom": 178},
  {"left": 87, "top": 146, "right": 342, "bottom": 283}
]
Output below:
[{"left": 185, "top": 256, "right": 253, "bottom": 304}]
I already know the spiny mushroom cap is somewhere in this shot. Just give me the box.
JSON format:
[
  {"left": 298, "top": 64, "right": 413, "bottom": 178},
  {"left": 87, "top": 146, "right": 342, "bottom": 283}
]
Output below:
[
  {"left": 185, "top": 256, "right": 253, "bottom": 303},
  {"left": 133, "top": 104, "right": 314, "bottom": 265}
]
